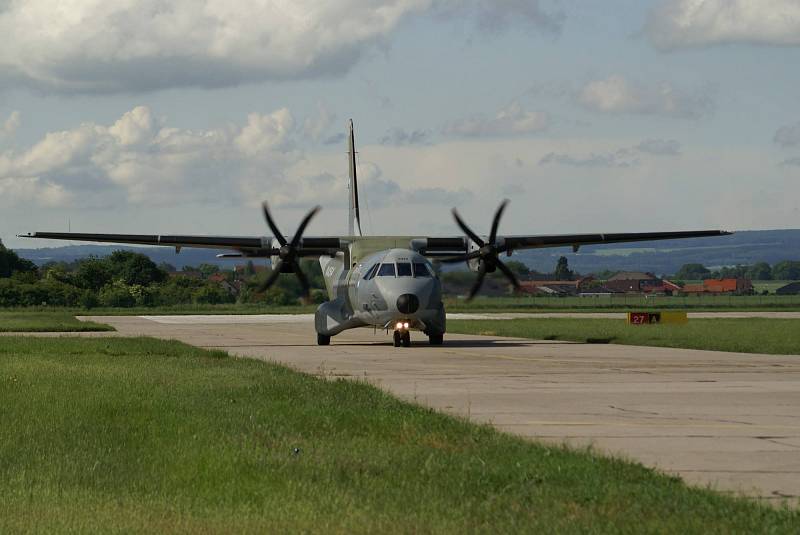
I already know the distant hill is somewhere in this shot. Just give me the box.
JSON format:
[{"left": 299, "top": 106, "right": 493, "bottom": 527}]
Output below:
[
  {"left": 14, "top": 229, "right": 800, "bottom": 276},
  {"left": 513, "top": 229, "right": 800, "bottom": 276}
]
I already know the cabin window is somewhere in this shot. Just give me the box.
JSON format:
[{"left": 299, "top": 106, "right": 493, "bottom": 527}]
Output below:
[
  {"left": 377, "top": 263, "right": 396, "bottom": 277},
  {"left": 363, "top": 264, "right": 379, "bottom": 280},
  {"left": 413, "top": 262, "right": 432, "bottom": 277},
  {"left": 397, "top": 262, "right": 412, "bottom": 277}
]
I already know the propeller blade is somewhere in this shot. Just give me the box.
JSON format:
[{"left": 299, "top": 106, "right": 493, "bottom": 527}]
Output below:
[
  {"left": 452, "top": 208, "right": 484, "bottom": 247},
  {"left": 262, "top": 202, "right": 287, "bottom": 247},
  {"left": 489, "top": 199, "right": 509, "bottom": 244},
  {"left": 257, "top": 261, "right": 284, "bottom": 293},
  {"left": 495, "top": 259, "right": 521, "bottom": 291},
  {"left": 438, "top": 250, "right": 482, "bottom": 263},
  {"left": 294, "top": 265, "right": 311, "bottom": 300},
  {"left": 290, "top": 205, "right": 321, "bottom": 248},
  {"left": 467, "top": 263, "right": 487, "bottom": 301}
]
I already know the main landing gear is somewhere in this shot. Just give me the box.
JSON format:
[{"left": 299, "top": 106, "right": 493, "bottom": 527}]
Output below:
[
  {"left": 428, "top": 332, "right": 443, "bottom": 345},
  {"left": 393, "top": 329, "right": 411, "bottom": 348}
]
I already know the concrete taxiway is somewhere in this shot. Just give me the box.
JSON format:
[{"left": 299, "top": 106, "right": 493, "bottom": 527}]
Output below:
[{"left": 69, "top": 314, "right": 800, "bottom": 505}]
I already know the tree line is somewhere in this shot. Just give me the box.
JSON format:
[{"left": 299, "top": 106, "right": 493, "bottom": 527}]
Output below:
[
  {"left": 673, "top": 261, "right": 800, "bottom": 281},
  {"left": 0, "top": 242, "right": 324, "bottom": 308}
]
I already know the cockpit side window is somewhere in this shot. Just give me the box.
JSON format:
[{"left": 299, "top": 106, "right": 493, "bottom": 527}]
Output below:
[
  {"left": 377, "top": 263, "right": 396, "bottom": 277},
  {"left": 397, "top": 262, "right": 412, "bottom": 277},
  {"left": 413, "top": 262, "right": 432, "bottom": 277},
  {"left": 363, "top": 263, "right": 379, "bottom": 280}
]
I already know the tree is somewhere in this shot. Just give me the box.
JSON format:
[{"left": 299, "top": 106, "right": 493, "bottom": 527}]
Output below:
[
  {"left": 554, "top": 256, "right": 573, "bottom": 281},
  {"left": 107, "top": 250, "right": 166, "bottom": 286},
  {"left": 197, "top": 263, "right": 220, "bottom": 278},
  {"left": 675, "top": 263, "right": 710, "bottom": 280},
  {"left": 504, "top": 260, "right": 531, "bottom": 279},
  {"left": 772, "top": 260, "right": 800, "bottom": 280},
  {"left": 0, "top": 243, "right": 38, "bottom": 278},
  {"left": 746, "top": 262, "right": 772, "bottom": 281},
  {"left": 72, "top": 257, "right": 112, "bottom": 291}
]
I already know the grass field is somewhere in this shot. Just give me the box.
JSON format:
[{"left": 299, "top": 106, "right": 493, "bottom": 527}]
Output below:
[
  {"left": 0, "top": 310, "right": 113, "bottom": 332},
  {"left": 448, "top": 318, "right": 800, "bottom": 355},
  {"left": 1, "top": 337, "right": 797, "bottom": 532},
  {"left": 445, "top": 294, "right": 800, "bottom": 312}
]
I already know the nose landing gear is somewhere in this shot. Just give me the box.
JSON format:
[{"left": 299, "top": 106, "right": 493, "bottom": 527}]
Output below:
[{"left": 393, "top": 329, "right": 411, "bottom": 347}]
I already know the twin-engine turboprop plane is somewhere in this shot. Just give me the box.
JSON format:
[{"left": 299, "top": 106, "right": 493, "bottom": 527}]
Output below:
[{"left": 21, "top": 120, "right": 732, "bottom": 347}]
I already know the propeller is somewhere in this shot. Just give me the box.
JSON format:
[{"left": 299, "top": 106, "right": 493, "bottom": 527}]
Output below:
[
  {"left": 441, "top": 199, "right": 521, "bottom": 300},
  {"left": 257, "top": 202, "right": 321, "bottom": 301}
]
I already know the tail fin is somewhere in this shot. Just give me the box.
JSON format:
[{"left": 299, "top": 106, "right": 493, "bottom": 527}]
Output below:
[{"left": 348, "top": 119, "right": 363, "bottom": 236}]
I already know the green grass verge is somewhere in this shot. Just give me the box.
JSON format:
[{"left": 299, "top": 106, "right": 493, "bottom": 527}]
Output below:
[
  {"left": 0, "top": 310, "right": 114, "bottom": 332},
  {"left": 1, "top": 337, "right": 796, "bottom": 532},
  {"left": 445, "top": 295, "right": 800, "bottom": 312},
  {"left": 448, "top": 318, "right": 800, "bottom": 355}
]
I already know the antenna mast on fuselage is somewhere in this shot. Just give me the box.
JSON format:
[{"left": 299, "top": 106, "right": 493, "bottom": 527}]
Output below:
[{"left": 348, "top": 119, "right": 363, "bottom": 237}]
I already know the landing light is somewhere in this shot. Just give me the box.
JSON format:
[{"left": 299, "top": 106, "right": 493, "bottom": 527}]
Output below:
[
  {"left": 403, "top": 322, "right": 409, "bottom": 329},
  {"left": 396, "top": 322, "right": 403, "bottom": 329}
]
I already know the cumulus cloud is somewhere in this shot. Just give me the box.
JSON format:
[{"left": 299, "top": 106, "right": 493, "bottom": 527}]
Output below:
[
  {"left": 0, "top": 105, "right": 302, "bottom": 208},
  {"left": 380, "top": 127, "right": 430, "bottom": 146},
  {"left": 635, "top": 138, "right": 681, "bottom": 156},
  {"left": 0, "top": 106, "right": 470, "bottom": 213},
  {"left": 323, "top": 133, "right": 347, "bottom": 146},
  {"left": 578, "top": 75, "right": 711, "bottom": 119},
  {"left": 313, "top": 159, "right": 471, "bottom": 208},
  {"left": 303, "top": 102, "right": 336, "bottom": 142},
  {"left": 443, "top": 102, "right": 549, "bottom": 137},
  {"left": 646, "top": 0, "right": 800, "bottom": 50},
  {"left": 540, "top": 138, "right": 681, "bottom": 168},
  {"left": 774, "top": 121, "right": 800, "bottom": 148},
  {"left": 438, "top": 0, "right": 564, "bottom": 35},
  {"left": 2, "top": 111, "right": 20, "bottom": 138},
  {"left": 540, "top": 151, "right": 638, "bottom": 169},
  {"left": 0, "top": 0, "right": 563, "bottom": 93}
]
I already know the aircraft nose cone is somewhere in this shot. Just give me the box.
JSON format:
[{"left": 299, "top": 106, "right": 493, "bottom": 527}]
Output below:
[{"left": 396, "top": 294, "right": 419, "bottom": 314}]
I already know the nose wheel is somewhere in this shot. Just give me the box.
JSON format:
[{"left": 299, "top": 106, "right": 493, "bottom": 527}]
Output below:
[{"left": 393, "top": 330, "right": 411, "bottom": 347}]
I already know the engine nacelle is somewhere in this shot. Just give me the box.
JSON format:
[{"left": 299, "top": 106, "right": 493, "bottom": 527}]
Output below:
[{"left": 466, "top": 238, "right": 482, "bottom": 272}]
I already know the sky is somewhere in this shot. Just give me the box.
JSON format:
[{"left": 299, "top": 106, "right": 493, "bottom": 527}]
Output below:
[{"left": 2, "top": 0, "right": 800, "bottom": 249}]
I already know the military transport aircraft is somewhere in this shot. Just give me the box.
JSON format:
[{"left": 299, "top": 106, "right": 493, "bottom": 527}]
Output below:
[{"left": 21, "top": 120, "right": 731, "bottom": 347}]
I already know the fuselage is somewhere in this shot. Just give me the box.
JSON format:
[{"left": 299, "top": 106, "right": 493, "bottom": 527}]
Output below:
[{"left": 315, "top": 247, "right": 446, "bottom": 337}]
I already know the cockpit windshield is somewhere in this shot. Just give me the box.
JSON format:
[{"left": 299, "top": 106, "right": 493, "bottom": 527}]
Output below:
[
  {"left": 397, "top": 262, "right": 412, "bottom": 277},
  {"left": 413, "top": 262, "right": 432, "bottom": 277},
  {"left": 377, "top": 263, "right": 396, "bottom": 277},
  {"left": 363, "top": 264, "right": 379, "bottom": 280}
]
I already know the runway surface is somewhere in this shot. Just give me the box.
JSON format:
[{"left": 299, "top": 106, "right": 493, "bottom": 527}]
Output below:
[
  {"left": 75, "top": 314, "right": 800, "bottom": 505},
  {"left": 137, "top": 311, "right": 800, "bottom": 324}
]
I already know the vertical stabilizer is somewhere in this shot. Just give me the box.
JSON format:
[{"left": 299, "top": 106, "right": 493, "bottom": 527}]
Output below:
[{"left": 348, "top": 119, "right": 363, "bottom": 236}]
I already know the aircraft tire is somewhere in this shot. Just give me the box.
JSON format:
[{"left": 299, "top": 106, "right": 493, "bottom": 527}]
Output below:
[
  {"left": 317, "top": 333, "right": 331, "bottom": 346},
  {"left": 401, "top": 332, "right": 411, "bottom": 347},
  {"left": 393, "top": 330, "right": 402, "bottom": 347},
  {"left": 428, "top": 333, "right": 443, "bottom": 345}
]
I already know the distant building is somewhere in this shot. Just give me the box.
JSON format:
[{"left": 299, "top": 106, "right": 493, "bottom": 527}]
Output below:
[
  {"left": 604, "top": 272, "right": 659, "bottom": 293},
  {"left": 682, "top": 278, "right": 752, "bottom": 295},
  {"left": 518, "top": 277, "right": 594, "bottom": 296},
  {"left": 776, "top": 281, "right": 800, "bottom": 295}
]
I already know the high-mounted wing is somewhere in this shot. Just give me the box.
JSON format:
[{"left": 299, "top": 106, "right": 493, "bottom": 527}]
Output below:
[
  {"left": 18, "top": 232, "right": 270, "bottom": 253},
  {"left": 17, "top": 231, "right": 345, "bottom": 257},
  {"left": 502, "top": 230, "right": 731, "bottom": 252},
  {"left": 19, "top": 203, "right": 347, "bottom": 301},
  {"left": 418, "top": 200, "right": 732, "bottom": 300}
]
